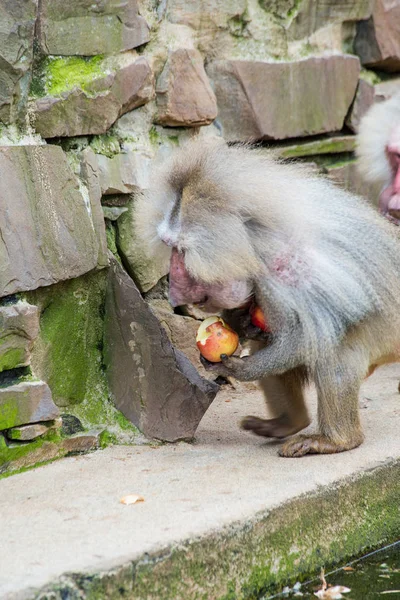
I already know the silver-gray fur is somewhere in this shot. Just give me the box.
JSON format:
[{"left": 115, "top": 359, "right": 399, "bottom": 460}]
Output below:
[{"left": 136, "top": 139, "right": 400, "bottom": 456}]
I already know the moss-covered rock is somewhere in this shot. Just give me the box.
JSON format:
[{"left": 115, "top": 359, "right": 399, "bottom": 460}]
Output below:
[
  {"left": 26, "top": 271, "right": 136, "bottom": 439},
  {"left": 116, "top": 198, "right": 168, "bottom": 293}
]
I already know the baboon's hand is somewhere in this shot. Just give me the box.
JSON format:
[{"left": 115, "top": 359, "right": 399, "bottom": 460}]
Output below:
[{"left": 200, "top": 354, "right": 255, "bottom": 381}]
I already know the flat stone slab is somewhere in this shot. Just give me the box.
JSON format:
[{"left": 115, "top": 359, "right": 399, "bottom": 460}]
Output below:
[
  {"left": 0, "top": 380, "right": 59, "bottom": 431},
  {"left": 0, "top": 364, "right": 399, "bottom": 599},
  {"left": 0, "top": 145, "right": 99, "bottom": 297},
  {"left": 207, "top": 55, "right": 360, "bottom": 141}
]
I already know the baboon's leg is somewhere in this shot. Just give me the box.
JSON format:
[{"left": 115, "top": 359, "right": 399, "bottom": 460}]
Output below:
[
  {"left": 280, "top": 352, "right": 366, "bottom": 457},
  {"left": 241, "top": 368, "right": 310, "bottom": 438}
]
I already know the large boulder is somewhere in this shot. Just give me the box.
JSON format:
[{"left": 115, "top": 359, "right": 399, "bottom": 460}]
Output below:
[
  {"left": 37, "top": 0, "right": 149, "bottom": 56},
  {"left": 104, "top": 257, "right": 219, "bottom": 442},
  {"left": 0, "top": 0, "right": 38, "bottom": 124},
  {"left": 0, "top": 145, "right": 99, "bottom": 297},
  {"left": 33, "top": 54, "right": 155, "bottom": 138},
  {"left": 0, "top": 302, "right": 39, "bottom": 373},
  {"left": 355, "top": 0, "right": 400, "bottom": 72},
  {"left": 207, "top": 55, "right": 360, "bottom": 141},
  {"left": 156, "top": 49, "right": 217, "bottom": 127}
]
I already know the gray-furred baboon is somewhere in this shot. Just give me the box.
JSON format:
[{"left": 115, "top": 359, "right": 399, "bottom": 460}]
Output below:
[
  {"left": 357, "top": 92, "right": 400, "bottom": 223},
  {"left": 136, "top": 139, "right": 400, "bottom": 457}
]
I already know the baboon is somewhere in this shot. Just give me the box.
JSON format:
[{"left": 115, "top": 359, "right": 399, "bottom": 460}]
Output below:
[
  {"left": 357, "top": 92, "right": 400, "bottom": 223},
  {"left": 136, "top": 139, "right": 400, "bottom": 457}
]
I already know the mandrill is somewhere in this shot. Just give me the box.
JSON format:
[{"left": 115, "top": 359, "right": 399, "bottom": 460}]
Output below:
[
  {"left": 357, "top": 92, "right": 400, "bottom": 223},
  {"left": 135, "top": 139, "right": 400, "bottom": 457}
]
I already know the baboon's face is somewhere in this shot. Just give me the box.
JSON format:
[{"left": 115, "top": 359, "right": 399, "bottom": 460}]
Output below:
[{"left": 168, "top": 248, "right": 253, "bottom": 310}]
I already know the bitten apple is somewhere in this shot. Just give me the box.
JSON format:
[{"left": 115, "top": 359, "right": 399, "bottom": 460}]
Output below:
[
  {"left": 250, "top": 304, "right": 269, "bottom": 332},
  {"left": 196, "top": 316, "right": 239, "bottom": 363}
]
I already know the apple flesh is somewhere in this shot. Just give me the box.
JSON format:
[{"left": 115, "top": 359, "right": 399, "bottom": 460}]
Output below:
[
  {"left": 196, "top": 316, "right": 239, "bottom": 363},
  {"left": 250, "top": 304, "right": 269, "bottom": 332}
]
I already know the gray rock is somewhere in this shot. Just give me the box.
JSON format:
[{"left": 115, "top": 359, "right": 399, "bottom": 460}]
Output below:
[
  {"left": 37, "top": 0, "right": 149, "bottom": 56},
  {"left": 288, "top": 0, "right": 373, "bottom": 40},
  {"left": 0, "top": 380, "right": 59, "bottom": 431},
  {"left": 62, "top": 429, "right": 104, "bottom": 454},
  {"left": 156, "top": 49, "right": 217, "bottom": 127},
  {"left": 149, "top": 303, "right": 216, "bottom": 381},
  {"left": 104, "top": 257, "right": 219, "bottom": 442},
  {"left": 207, "top": 55, "right": 360, "bottom": 141},
  {"left": 96, "top": 151, "right": 152, "bottom": 195},
  {"left": 0, "top": 302, "right": 40, "bottom": 372},
  {"left": 0, "top": 0, "right": 38, "bottom": 124},
  {"left": 6, "top": 420, "right": 61, "bottom": 441},
  {"left": 34, "top": 55, "right": 155, "bottom": 138},
  {"left": 102, "top": 206, "right": 129, "bottom": 221},
  {"left": 79, "top": 148, "right": 109, "bottom": 269},
  {"left": 345, "top": 78, "right": 375, "bottom": 133},
  {"left": 165, "top": 0, "right": 247, "bottom": 32},
  {"left": 0, "top": 145, "right": 99, "bottom": 297},
  {"left": 355, "top": 0, "right": 400, "bottom": 72},
  {"left": 116, "top": 198, "right": 168, "bottom": 293}
]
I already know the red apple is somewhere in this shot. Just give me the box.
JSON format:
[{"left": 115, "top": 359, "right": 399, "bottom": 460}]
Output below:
[
  {"left": 250, "top": 304, "right": 269, "bottom": 332},
  {"left": 196, "top": 316, "right": 239, "bottom": 363}
]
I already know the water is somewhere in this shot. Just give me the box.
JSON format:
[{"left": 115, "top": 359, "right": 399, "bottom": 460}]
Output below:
[{"left": 263, "top": 541, "right": 400, "bottom": 599}]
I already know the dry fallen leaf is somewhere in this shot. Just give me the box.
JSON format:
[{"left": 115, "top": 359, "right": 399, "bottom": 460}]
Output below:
[
  {"left": 120, "top": 494, "right": 145, "bottom": 505},
  {"left": 342, "top": 566, "right": 355, "bottom": 572}
]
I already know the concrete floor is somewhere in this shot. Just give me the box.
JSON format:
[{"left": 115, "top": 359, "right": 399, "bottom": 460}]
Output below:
[{"left": 1, "top": 364, "right": 400, "bottom": 599}]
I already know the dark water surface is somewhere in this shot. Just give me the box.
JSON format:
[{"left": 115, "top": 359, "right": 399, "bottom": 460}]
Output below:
[{"left": 263, "top": 541, "right": 400, "bottom": 599}]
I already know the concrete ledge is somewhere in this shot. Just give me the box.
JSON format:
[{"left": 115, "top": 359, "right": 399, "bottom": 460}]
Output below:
[{"left": 1, "top": 364, "right": 400, "bottom": 600}]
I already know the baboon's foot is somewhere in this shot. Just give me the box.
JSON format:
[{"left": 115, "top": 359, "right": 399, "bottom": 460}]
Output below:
[
  {"left": 279, "top": 433, "right": 364, "bottom": 457},
  {"left": 241, "top": 414, "right": 309, "bottom": 439}
]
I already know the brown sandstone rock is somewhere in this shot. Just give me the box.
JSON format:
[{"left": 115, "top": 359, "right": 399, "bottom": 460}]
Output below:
[
  {"left": 207, "top": 55, "right": 360, "bottom": 141},
  {"left": 0, "top": 381, "right": 59, "bottom": 431},
  {"left": 165, "top": 0, "right": 247, "bottom": 32},
  {"left": 288, "top": 0, "right": 373, "bottom": 40},
  {"left": 156, "top": 49, "right": 217, "bottom": 127},
  {"left": 37, "top": 0, "right": 149, "bottom": 56},
  {"left": 0, "top": 0, "right": 37, "bottom": 124},
  {"left": 104, "top": 257, "right": 219, "bottom": 442},
  {"left": 34, "top": 55, "right": 154, "bottom": 138},
  {"left": 355, "top": 0, "right": 400, "bottom": 72},
  {"left": 0, "top": 302, "right": 40, "bottom": 373},
  {"left": 0, "top": 145, "right": 99, "bottom": 297}
]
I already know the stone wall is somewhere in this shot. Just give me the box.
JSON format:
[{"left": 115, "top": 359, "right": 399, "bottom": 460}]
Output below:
[{"left": 1, "top": 0, "right": 399, "bottom": 474}]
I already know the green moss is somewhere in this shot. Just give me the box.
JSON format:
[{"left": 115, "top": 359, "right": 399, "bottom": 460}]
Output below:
[
  {"left": 90, "top": 134, "right": 121, "bottom": 158},
  {"left": 99, "top": 430, "right": 118, "bottom": 448},
  {"left": 0, "top": 429, "right": 63, "bottom": 475},
  {"left": 24, "top": 272, "right": 135, "bottom": 437},
  {"left": 31, "top": 55, "right": 106, "bottom": 98},
  {"left": 149, "top": 126, "right": 161, "bottom": 146},
  {"left": 360, "top": 68, "right": 382, "bottom": 86},
  {"left": 279, "top": 136, "right": 356, "bottom": 159},
  {"left": 105, "top": 222, "right": 122, "bottom": 264},
  {"left": 0, "top": 346, "right": 26, "bottom": 373}
]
